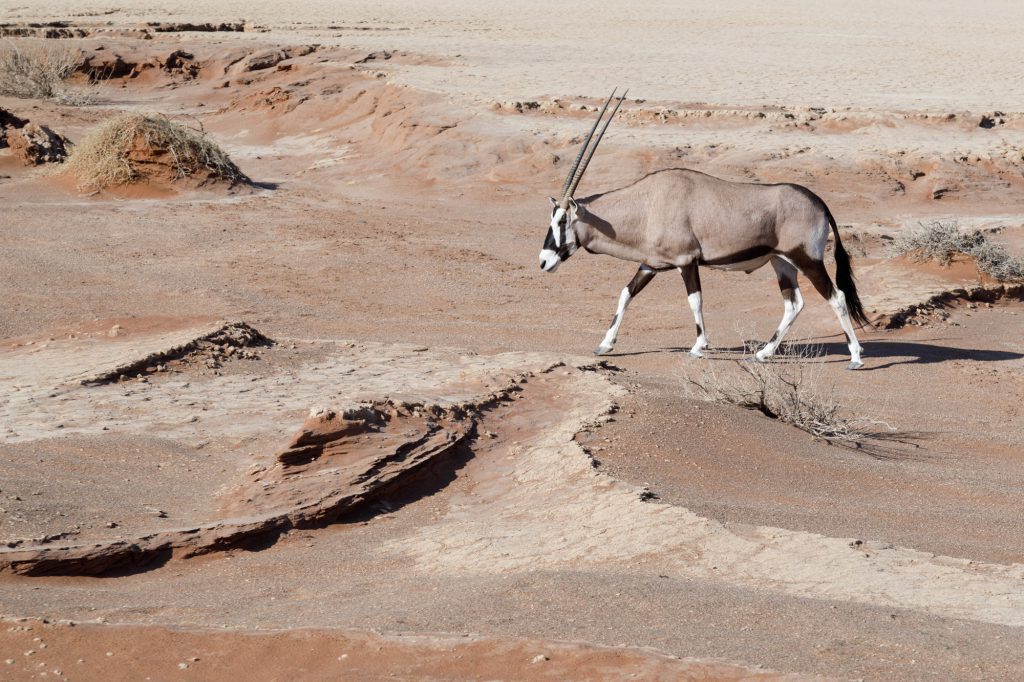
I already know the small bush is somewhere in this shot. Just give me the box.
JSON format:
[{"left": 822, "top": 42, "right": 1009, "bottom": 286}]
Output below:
[
  {"left": 889, "top": 220, "right": 1024, "bottom": 281},
  {"left": 970, "top": 239, "right": 1024, "bottom": 282},
  {"left": 686, "top": 342, "right": 891, "bottom": 448},
  {"left": 0, "top": 39, "right": 81, "bottom": 100},
  {"left": 65, "top": 112, "right": 250, "bottom": 189}
]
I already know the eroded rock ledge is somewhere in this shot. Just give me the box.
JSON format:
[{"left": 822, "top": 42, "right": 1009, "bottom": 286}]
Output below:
[
  {"left": 0, "top": 379, "right": 532, "bottom": 576},
  {"left": 80, "top": 321, "right": 271, "bottom": 385}
]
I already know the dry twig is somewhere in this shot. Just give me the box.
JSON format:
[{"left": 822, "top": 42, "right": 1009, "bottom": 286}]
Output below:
[{"left": 686, "top": 342, "right": 905, "bottom": 451}]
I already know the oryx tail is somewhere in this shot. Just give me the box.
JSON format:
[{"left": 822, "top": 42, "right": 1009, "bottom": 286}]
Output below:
[{"left": 827, "top": 211, "right": 869, "bottom": 328}]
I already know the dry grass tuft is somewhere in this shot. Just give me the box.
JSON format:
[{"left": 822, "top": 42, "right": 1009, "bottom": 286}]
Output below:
[
  {"left": 686, "top": 342, "right": 897, "bottom": 450},
  {"left": 65, "top": 112, "right": 250, "bottom": 190},
  {"left": 890, "top": 220, "right": 1024, "bottom": 281},
  {"left": 0, "top": 39, "right": 82, "bottom": 102}
]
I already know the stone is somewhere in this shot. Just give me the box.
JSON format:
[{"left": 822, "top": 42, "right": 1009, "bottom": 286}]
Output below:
[
  {"left": 0, "top": 107, "right": 29, "bottom": 147},
  {"left": 6, "top": 123, "right": 69, "bottom": 165}
]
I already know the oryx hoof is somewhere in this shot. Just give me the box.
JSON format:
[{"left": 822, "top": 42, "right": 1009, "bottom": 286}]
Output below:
[
  {"left": 688, "top": 348, "right": 705, "bottom": 358},
  {"left": 594, "top": 344, "right": 613, "bottom": 356},
  {"left": 847, "top": 360, "right": 864, "bottom": 370},
  {"left": 752, "top": 352, "right": 771, "bottom": 363}
]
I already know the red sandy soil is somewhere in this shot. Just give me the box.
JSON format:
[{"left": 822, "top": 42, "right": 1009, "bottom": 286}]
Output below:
[{"left": 0, "top": 619, "right": 795, "bottom": 682}]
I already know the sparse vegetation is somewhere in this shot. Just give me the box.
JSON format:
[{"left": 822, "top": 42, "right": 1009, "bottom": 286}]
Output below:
[
  {"left": 64, "top": 112, "right": 250, "bottom": 189},
  {"left": 890, "top": 220, "right": 1024, "bottom": 281},
  {"left": 686, "top": 342, "right": 892, "bottom": 449},
  {"left": 0, "top": 39, "right": 82, "bottom": 102}
]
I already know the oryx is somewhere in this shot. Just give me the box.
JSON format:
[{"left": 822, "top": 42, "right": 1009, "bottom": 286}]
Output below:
[{"left": 538, "top": 89, "right": 870, "bottom": 369}]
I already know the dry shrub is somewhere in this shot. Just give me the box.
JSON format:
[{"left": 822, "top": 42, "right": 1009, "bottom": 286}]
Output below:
[
  {"left": 65, "top": 112, "right": 250, "bottom": 190},
  {"left": 890, "top": 220, "right": 1024, "bottom": 281},
  {"left": 686, "top": 342, "right": 893, "bottom": 449},
  {"left": 0, "top": 39, "right": 81, "bottom": 101}
]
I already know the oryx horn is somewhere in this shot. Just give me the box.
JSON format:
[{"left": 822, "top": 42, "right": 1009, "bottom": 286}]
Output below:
[
  {"left": 559, "top": 88, "right": 618, "bottom": 208},
  {"left": 560, "top": 88, "right": 628, "bottom": 208}
]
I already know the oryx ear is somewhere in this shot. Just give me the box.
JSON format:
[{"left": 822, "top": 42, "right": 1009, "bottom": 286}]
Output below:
[
  {"left": 568, "top": 197, "right": 579, "bottom": 212},
  {"left": 548, "top": 196, "right": 558, "bottom": 207}
]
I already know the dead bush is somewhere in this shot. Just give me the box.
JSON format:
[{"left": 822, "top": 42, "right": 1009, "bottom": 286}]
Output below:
[
  {"left": 685, "top": 342, "right": 891, "bottom": 448},
  {"left": 64, "top": 112, "right": 250, "bottom": 189},
  {"left": 889, "top": 220, "right": 1024, "bottom": 281},
  {"left": 0, "top": 39, "right": 81, "bottom": 101}
]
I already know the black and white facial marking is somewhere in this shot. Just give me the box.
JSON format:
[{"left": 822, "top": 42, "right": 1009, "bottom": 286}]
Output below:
[{"left": 539, "top": 197, "right": 579, "bottom": 272}]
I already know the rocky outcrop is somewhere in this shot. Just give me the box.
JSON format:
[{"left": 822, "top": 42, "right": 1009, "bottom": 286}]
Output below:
[
  {"left": 0, "top": 397, "right": 478, "bottom": 576},
  {"left": 147, "top": 21, "right": 247, "bottom": 33},
  {"left": 1, "top": 108, "right": 68, "bottom": 165},
  {"left": 881, "top": 282, "right": 1024, "bottom": 329},
  {"left": 0, "top": 21, "right": 89, "bottom": 38},
  {"left": 236, "top": 45, "right": 317, "bottom": 72},
  {"left": 0, "top": 345, "right": 543, "bottom": 577},
  {"left": 6, "top": 122, "right": 69, "bottom": 165},
  {"left": 80, "top": 321, "right": 271, "bottom": 384},
  {"left": 78, "top": 48, "right": 202, "bottom": 80},
  {"left": 0, "top": 21, "right": 263, "bottom": 38},
  {"left": 0, "top": 107, "right": 28, "bottom": 147}
]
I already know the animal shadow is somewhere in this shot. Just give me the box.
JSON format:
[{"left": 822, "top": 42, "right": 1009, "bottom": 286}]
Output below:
[
  {"left": 787, "top": 339, "right": 1022, "bottom": 370},
  {"left": 609, "top": 339, "right": 1022, "bottom": 370}
]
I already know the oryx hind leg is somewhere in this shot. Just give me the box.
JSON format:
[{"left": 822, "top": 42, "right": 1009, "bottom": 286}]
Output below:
[
  {"left": 594, "top": 265, "right": 656, "bottom": 355},
  {"left": 793, "top": 256, "right": 864, "bottom": 370},
  {"left": 755, "top": 258, "right": 804, "bottom": 362},
  {"left": 679, "top": 263, "right": 709, "bottom": 357}
]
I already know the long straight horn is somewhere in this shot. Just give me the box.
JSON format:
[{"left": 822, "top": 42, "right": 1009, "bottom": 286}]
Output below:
[
  {"left": 565, "top": 88, "right": 628, "bottom": 201},
  {"left": 558, "top": 88, "right": 617, "bottom": 208}
]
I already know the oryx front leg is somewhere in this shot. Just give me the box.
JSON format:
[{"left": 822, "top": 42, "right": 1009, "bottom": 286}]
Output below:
[
  {"left": 594, "top": 265, "right": 656, "bottom": 355},
  {"left": 679, "top": 263, "right": 709, "bottom": 357},
  {"left": 755, "top": 258, "right": 805, "bottom": 362}
]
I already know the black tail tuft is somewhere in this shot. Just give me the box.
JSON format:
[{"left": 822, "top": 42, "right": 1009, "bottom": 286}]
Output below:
[{"left": 828, "top": 213, "right": 871, "bottom": 328}]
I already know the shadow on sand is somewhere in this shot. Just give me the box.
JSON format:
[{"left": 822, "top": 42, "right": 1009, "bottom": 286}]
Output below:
[{"left": 605, "top": 338, "right": 1022, "bottom": 370}]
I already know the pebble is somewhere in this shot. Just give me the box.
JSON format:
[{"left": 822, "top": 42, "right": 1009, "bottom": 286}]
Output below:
[{"left": 531, "top": 654, "right": 548, "bottom": 663}]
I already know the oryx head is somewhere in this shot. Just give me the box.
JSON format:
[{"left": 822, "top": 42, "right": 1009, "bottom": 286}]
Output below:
[{"left": 539, "top": 87, "right": 628, "bottom": 273}]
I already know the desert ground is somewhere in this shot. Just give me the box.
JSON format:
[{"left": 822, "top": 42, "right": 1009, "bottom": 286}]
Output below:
[{"left": 1, "top": 2, "right": 1023, "bottom": 680}]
